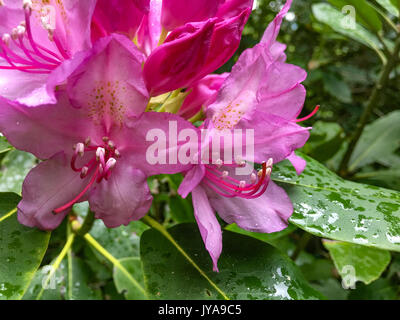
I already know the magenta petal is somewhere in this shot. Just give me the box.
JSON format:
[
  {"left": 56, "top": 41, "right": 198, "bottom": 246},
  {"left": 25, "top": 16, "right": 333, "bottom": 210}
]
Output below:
[
  {"left": 91, "top": 0, "right": 149, "bottom": 42},
  {"left": 161, "top": 0, "right": 223, "bottom": 31},
  {"left": 207, "top": 181, "right": 293, "bottom": 233},
  {"left": 143, "top": 19, "right": 215, "bottom": 96},
  {"left": 178, "top": 165, "right": 206, "bottom": 198},
  {"left": 136, "top": 0, "right": 163, "bottom": 56},
  {"left": 192, "top": 185, "right": 222, "bottom": 272},
  {"left": 67, "top": 34, "right": 148, "bottom": 120},
  {"left": 287, "top": 152, "right": 307, "bottom": 175},
  {"left": 216, "top": 0, "right": 254, "bottom": 19},
  {"left": 89, "top": 160, "right": 152, "bottom": 228},
  {"left": 18, "top": 152, "right": 91, "bottom": 230},
  {"left": 178, "top": 73, "right": 228, "bottom": 119}
]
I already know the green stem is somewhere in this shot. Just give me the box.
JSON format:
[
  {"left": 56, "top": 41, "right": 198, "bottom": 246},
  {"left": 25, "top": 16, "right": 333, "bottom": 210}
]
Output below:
[
  {"left": 74, "top": 210, "right": 95, "bottom": 237},
  {"left": 338, "top": 35, "right": 400, "bottom": 177},
  {"left": 141, "top": 215, "right": 230, "bottom": 300},
  {"left": 188, "top": 109, "right": 205, "bottom": 123},
  {"left": 36, "top": 231, "right": 75, "bottom": 300},
  {"left": 82, "top": 230, "right": 148, "bottom": 298}
]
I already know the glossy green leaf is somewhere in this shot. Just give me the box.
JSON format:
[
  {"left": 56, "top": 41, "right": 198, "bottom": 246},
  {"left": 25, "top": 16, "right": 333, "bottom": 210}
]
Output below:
[
  {"left": 323, "top": 73, "right": 352, "bottom": 103},
  {"left": 272, "top": 153, "right": 400, "bottom": 252},
  {"left": 140, "top": 223, "right": 324, "bottom": 300},
  {"left": 312, "top": 3, "right": 384, "bottom": 60},
  {"left": 390, "top": 0, "right": 400, "bottom": 10},
  {"left": 89, "top": 220, "right": 149, "bottom": 263},
  {"left": 348, "top": 111, "right": 400, "bottom": 173},
  {"left": 0, "top": 193, "right": 50, "bottom": 300},
  {"left": 323, "top": 240, "right": 391, "bottom": 284},
  {"left": 328, "top": 0, "right": 382, "bottom": 32},
  {"left": 348, "top": 278, "right": 398, "bottom": 299},
  {"left": 0, "top": 150, "right": 36, "bottom": 195},
  {"left": 354, "top": 166, "right": 400, "bottom": 191},
  {"left": 113, "top": 257, "right": 146, "bottom": 300}
]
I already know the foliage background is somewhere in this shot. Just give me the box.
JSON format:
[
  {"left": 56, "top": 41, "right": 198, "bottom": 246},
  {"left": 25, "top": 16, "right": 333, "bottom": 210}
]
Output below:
[{"left": 0, "top": 0, "right": 400, "bottom": 300}]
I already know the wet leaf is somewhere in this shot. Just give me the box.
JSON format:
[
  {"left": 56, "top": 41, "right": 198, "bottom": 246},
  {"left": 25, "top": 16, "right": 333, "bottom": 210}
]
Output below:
[
  {"left": 113, "top": 257, "right": 146, "bottom": 300},
  {"left": 0, "top": 150, "right": 36, "bottom": 195},
  {"left": 0, "top": 136, "right": 12, "bottom": 154},
  {"left": 377, "top": 0, "right": 399, "bottom": 16},
  {"left": 273, "top": 153, "right": 400, "bottom": 252},
  {"left": 323, "top": 240, "right": 391, "bottom": 284},
  {"left": 0, "top": 193, "right": 50, "bottom": 300},
  {"left": 140, "top": 223, "right": 325, "bottom": 300}
]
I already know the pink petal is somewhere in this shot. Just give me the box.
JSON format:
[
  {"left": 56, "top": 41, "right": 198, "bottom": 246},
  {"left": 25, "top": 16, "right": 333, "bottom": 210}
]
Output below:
[
  {"left": 161, "top": 0, "right": 224, "bottom": 31},
  {"left": 91, "top": 0, "right": 149, "bottom": 42},
  {"left": 89, "top": 160, "right": 153, "bottom": 228},
  {"left": 216, "top": 0, "right": 254, "bottom": 19},
  {"left": 143, "top": 19, "right": 215, "bottom": 96},
  {"left": 178, "top": 165, "right": 206, "bottom": 198},
  {"left": 136, "top": 0, "right": 163, "bottom": 56},
  {"left": 0, "top": 93, "right": 100, "bottom": 159},
  {"left": 261, "top": 0, "right": 292, "bottom": 47},
  {"left": 67, "top": 34, "right": 148, "bottom": 121},
  {"left": 207, "top": 181, "right": 293, "bottom": 233},
  {"left": 287, "top": 152, "right": 307, "bottom": 175},
  {"left": 18, "top": 152, "right": 92, "bottom": 230},
  {"left": 178, "top": 73, "right": 228, "bottom": 119},
  {"left": 192, "top": 185, "right": 222, "bottom": 272}
]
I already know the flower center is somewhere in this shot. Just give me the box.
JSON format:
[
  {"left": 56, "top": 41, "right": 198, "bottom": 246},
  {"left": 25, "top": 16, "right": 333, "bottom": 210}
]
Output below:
[
  {"left": 0, "top": 0, "right": 68, "bottom": 74},
  {"left": 53, "top": 136, "right": 120, "bottom": 214},
  {"left": 203, "top": 158, "right": 273, "bottom": 199}
]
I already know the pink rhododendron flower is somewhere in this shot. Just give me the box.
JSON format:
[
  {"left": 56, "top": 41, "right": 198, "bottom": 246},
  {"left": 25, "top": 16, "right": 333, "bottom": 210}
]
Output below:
[
  {"left": 90, "top": 0, "right": 253, "bottom": 96},
  {"left": 0, "top": 0, "right": 96, "bottom": 106},
  {"left": 0, "top": 34, "right": 192, "bottom": 230},
  {"left": 177, "top": 0, "right": 311, "bottom": 271}
]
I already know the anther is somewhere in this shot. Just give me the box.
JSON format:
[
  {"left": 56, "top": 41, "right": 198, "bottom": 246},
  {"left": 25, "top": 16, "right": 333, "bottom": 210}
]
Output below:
[
  {"left": 267, "top": 158, "right": 273, "bottom": 168},
  {"left": 222, "top": 171, "right": 229, "bottom": 178},
  {"left": 75, "top": 143, "right": 85, "bottom": 157},
  {"left": 11, "top": 28, "right": 19, "bottom": 40},
  {"left": 23, "top": 0, "right": 32, "bottom": 12},
  {"left": 2, "top": 34, "right": 11, "bottom": 46},
  {"left": 239, "top": 181, "right": 246, "bottom": 188},
  {"left": 96, "top": 147, "right": 105, "bottom": 161},
  {"left": 250, "top": 173, "right": 257, "bottom": 183},
  {"left": 80, "top": 166, "right": 89, "bottom": 178},
  {"left": 84, "top": 137, "right": 91, "bottom": 146},
  {"left": 16, "top": 25, "right": 26, "bottom": 38},
  {"left": 102, "top": 136, "right": 109, "bottom": 143},
  {"left": 107, "top": 140, "right": 115, "bottom": 149},
  {"left": 114, "top": 149, "right": 121, "bottom": 158},
  {"left": 0, "top": 0, "right": 4, "bottom": 7},
  {"left": 105, "top": 158, "right": 117, "bottom": 171},
  {"left": 215, "top": 159, "right": 223, "bottom": 168}
]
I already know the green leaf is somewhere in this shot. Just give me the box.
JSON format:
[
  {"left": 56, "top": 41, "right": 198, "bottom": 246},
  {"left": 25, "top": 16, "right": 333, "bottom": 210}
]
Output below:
[
  {"left": 225, "top": 223, "right": 297, "bottom": 249},
  {"left": 89, "top": 220, "right": 149, "bottom": 263},
  {"left": 0, "top": 193, "right": 50, "bottom": 300},
  {"left": 323, "top": 73, "right": 352, "bottom": 103},
  {"left": 348, "top": 278, "right": 398, "bottom": 299},
  {"left": 140, "top": 223, "right": 325, "bottom": 300},
  {"left": 323, "top": 240, "right": 391, "bottom": 284},
  {"left": 328, "top": 0, "right": 382, "bottom": 32},
  {"left": 272, "top": 153, "right": 400, "bottom": 252},
  {"left": 348, "top": 111, "right": 400, "bottom": 172},
  {"left": 113, "top": 257, "right": 146, "bottom": 300},
  {"left": 302, "top": 121, "right": 345, "bottom": 162},
  {"left": 377, "top": 0, "right": 399, "bottom": 16},
  {"left": 22, "top": 265, "right": 64, "bottom": 300},
  {"left": 312, "top": 3, "right": 385, "bottom": 60},
  {"left": 0, "top": 136, "right": 12, "bottom": 154},
  {"left": 64, "top": 255, "right": 102, "bottom": 300},
  {"left": 354, "top": 166, "right": 400, "bottom": 191},
  {"left": 0, "top": 150, "right": 36, "bottom": 195},
  {"left": 390, "top": 0, "right": 400, "bottom": 10}
]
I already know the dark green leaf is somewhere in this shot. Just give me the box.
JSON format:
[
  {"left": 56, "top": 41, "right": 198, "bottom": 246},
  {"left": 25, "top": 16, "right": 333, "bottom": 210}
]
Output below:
[
  {"left": 140, "top": 223, "right": 324, "bottom": 300},
  {"left": 0, "top": 193, "right": 50, "bottom": 300},
  {"left": 113, "top": 257, "right": 146, "bottom": 300}
]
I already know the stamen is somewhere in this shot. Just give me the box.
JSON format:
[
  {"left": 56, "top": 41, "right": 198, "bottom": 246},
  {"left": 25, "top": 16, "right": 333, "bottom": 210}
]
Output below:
[
  {"left": 215, "top": 159, "right": 223, "bottom": 168},
  {"left": 80, "top": 166, "right": 89, "bottom": 178},
  {"left": 222, "top": 171, "right": 229, "bottom": 178},
  {"left": 296, "top": 105, "right": 320, "bottom": 123},
  {"left": 53, "top": 166, "right": 100, "bottom": 214}
]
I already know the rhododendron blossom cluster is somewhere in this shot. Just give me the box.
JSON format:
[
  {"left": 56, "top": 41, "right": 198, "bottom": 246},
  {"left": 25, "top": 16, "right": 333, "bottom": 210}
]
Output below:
[{"left": 0, "top": 0, "right": 312, "bottom": 270}]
